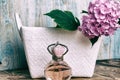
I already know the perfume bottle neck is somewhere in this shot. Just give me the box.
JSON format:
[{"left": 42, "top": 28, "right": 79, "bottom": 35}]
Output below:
[{"left": 52, "top": 56, "right": 63, "bottom": 61}]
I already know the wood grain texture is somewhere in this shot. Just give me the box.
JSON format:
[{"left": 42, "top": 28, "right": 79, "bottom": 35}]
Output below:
[
  {"left": 14, "top": 0, "right": 90, "bottom": 27},
  {"left": 98, "top": 29, "right": 120, "bottom": 59},
  {"left": 0, "top": 0, "right": 27, "bottom": 70},
  {"left": 0, "top": 59, "right": 119, "bottom": 80},
  {"left": 0, "top": 0, "right": 120, "bottom": 70}
]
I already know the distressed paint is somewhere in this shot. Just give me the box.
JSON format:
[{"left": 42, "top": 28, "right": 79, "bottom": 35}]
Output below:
[
  {"left": 0, "top": 0, "right": 27, "bottom": 70},
  {"left": 14, "top": 0, "right": 91, "bottom": 27},
  {"left": 98, "top": 29, "right": 120, "bottom": 59},
  {"left": 0, "top": 0, "right": 120, "bottom": 70}
]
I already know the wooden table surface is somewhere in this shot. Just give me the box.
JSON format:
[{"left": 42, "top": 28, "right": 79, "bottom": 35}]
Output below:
[{"left": 0, "top": 59, "right": 119, "bottom": 80}]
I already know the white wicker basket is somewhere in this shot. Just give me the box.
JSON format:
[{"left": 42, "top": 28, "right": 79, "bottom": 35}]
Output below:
[{"left": 15, "top": 13, "right": 102, "bottom": 78}]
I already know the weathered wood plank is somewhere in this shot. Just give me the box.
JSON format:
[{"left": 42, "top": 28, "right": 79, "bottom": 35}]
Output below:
[
  {"left": 15, "top": 0, "right": 91, "bottom": 27},
  {"left": 98, "top": 29, "right": 120, "bottom": 59},
  {"left": 0, "top": 0, "right": 27, "bottom": 70}
]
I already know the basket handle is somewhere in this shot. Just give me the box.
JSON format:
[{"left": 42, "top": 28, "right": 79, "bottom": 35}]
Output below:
[
  {"left": 15, "top": 13, "right": 23, "bottom": 31},
  {"left": 15, "top": 13, "right": 23, "bottom": 39}
]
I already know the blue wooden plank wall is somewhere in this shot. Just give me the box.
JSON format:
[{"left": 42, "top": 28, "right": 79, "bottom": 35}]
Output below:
[
  {"left": 0, "top": 0, "right": 120, "bottom": 70},
  {"left": 0, "top": 0, "right": 27, "bottom": 70}
]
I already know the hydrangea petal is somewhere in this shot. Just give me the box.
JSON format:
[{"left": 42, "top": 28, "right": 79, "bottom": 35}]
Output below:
[{"left": 79, "top": 0, "right": 120, "bottom": 39}]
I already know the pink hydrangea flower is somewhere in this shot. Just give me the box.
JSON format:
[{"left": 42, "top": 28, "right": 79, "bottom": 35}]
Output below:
[{"left": 79, "top": 0, "right": 120, "bottom": 39}]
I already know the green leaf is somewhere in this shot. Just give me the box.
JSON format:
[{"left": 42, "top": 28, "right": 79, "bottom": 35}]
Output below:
[
  {"left": 90, "top": 36, "right": 99, "bottom": 46},
  {"left": 75, "top": 17, "right": 80, "bottom": 26},
  {"left": 45, "top": 9, "right": 80, "bottom": 31},
  {"left": 82, "top": 10, "right": 88, "bottom": 14},
  {"left": 56, "top": 25, "right": 61, "bottom": 28}
]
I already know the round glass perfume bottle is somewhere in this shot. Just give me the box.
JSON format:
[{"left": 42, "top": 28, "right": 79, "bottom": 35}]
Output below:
[{"left": 44, "top": 42, "right": 72, "bottom": 80}]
